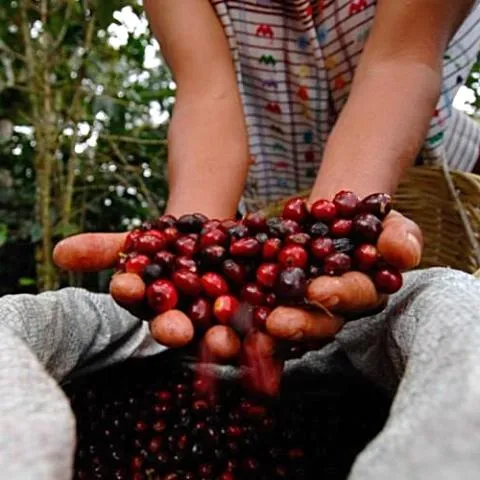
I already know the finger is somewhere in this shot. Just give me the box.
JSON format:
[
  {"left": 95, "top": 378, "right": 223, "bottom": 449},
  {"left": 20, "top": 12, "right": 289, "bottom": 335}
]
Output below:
[
  {"left": 242, "top": 331, "right": 283, "bottom": 397},
  {"left": 109, "top": 272, "right": 146, "bottom": 308},
  {"left": 203, "top": 325, "right": 241, "bottom": 363},
  {"left": 53, "top": 232, "right": 127, "bottom": 271},
  {"left": 377, "top": 211, "right": 423, "bottom": 270},
  {"left": 150, "top": 310, "right": 195, "bottom": 348},
  {"left": 306, "top": 271, "right": 386, "bottom": 314},
  {"left": 266, "top": 306, "right": 344, "bottom": 342}
]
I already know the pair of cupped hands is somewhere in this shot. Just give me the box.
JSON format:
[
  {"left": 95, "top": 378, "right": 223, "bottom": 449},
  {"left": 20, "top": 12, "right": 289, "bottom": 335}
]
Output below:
[{"left": 53, "top": 209, "right": 422, "bottom": 396}]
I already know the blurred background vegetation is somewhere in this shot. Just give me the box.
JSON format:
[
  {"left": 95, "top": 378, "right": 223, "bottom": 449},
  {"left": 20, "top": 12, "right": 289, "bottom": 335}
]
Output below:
[{"left": 0, "top": 0, "right": 479, "bottom": 295}]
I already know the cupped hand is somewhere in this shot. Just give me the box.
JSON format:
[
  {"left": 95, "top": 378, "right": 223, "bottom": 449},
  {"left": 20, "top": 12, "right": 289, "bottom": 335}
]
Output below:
[
  {"left": 53, "top": 210, "right": 423, "bottom": 397},
  {"left": 261, "top": 209, "right": 423, "bottom": 394}
]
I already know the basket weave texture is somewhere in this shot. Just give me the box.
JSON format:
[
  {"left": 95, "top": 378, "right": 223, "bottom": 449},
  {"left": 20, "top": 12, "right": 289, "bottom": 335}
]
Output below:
[{"left": 262, "top": 166, "right": 480, "bottom": 275}]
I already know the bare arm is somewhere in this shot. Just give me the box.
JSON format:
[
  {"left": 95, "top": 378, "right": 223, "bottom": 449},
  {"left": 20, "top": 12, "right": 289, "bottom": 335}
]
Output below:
[
  {"left": 144, "top": 0, "right": 249, "bottom": 218},
  {"left": 310, "top": 0, "right": 474, "bottom": 200}
]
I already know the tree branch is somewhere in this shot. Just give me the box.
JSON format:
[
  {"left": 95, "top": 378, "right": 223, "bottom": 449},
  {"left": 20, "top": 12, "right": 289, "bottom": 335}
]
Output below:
[
  {"left": 99, "top": 133, "right": 167, "bottom": 146},
  {"left": 0, "top": 40, "right": 28, "bottom": 63},
  {"left": 19, "top": 0, "right": 39, "bottom": 119},
  {"left": 107, "top": 137, "right": 160, "bottom": 215},
  {"left": 51, "top": 0, "right": 74, "bottom": 52}
]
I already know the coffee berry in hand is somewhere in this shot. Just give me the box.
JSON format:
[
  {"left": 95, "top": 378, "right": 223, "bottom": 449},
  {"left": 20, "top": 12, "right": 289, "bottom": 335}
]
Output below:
[{"left": 115, "top": 192, "right": 402, "bottom": 351}]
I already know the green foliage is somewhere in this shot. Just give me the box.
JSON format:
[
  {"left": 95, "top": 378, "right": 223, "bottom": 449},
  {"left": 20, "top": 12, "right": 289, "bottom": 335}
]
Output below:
[{"left": 0, "top": 0, "right": 174, "bottom": 294}]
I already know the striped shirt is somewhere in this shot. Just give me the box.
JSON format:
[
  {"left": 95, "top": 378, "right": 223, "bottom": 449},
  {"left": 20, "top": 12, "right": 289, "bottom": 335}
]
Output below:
[{"left": 210, "top": 0, "right": 480, "bottom": 212}]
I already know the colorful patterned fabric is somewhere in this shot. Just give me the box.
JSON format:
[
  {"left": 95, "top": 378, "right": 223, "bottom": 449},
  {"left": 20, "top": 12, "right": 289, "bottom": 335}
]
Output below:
[{"left": 210, "top": 0, "right": 480, "bottom": 211}]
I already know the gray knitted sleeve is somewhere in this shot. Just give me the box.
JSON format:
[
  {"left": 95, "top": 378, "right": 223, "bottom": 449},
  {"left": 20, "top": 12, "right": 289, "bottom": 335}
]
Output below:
[{"left": 0, "top": 288, "right": 166, "bottom": 480}]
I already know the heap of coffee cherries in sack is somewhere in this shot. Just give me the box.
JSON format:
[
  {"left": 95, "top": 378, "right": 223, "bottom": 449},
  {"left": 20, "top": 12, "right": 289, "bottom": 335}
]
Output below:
[{"left": 113, "top": 191, "right": 401, "bottom": 363}]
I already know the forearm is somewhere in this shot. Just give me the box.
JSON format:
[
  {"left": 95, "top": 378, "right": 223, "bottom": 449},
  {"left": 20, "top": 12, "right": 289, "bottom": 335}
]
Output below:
[
  {"left": 144, "top": 0, "right": 249, "bottom": 218},
  {"left": 311, "top": 60, "right": 441, "bottom": 200},
  {"left": 166, "top": 89, "right": 249, "bottom": 219}
]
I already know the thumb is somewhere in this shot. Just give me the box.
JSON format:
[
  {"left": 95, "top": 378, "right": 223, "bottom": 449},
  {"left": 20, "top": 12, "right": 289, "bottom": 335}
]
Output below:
[{"left": 53, "top": 232, "right": 127, "bottom": 272}]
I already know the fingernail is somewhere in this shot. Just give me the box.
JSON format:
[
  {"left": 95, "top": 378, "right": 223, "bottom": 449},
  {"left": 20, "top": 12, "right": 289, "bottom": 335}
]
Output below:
[
  {"left": 407, "top": 233, "right": 422, "bottom": 266},
  {"left": 323, "top": 295, "right": 339, "bottom": 309}
]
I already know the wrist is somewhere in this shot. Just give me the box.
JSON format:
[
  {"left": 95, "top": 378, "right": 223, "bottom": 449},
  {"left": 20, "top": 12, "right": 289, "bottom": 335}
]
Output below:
[{"left": 165, "top": 192, "right": 238, "bottom": 219}]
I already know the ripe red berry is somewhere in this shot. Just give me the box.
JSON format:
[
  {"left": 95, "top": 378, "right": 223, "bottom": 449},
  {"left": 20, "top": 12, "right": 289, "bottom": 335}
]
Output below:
[
  {"left": 278, "top": 245, "right": 308, "bottom": 269},
  {"left": 154, "top": 214, "right": 177, "bottom": 230},
  {"left": 374, "top": 267, "right": 403, "bottom": 294},
  {"left": 125, "top": 254, "right": 150, "bottom": 275},
  {"left": 201, "top": 219, "right": 222, "bottom": 232},
  {"left": 222, "top": 259, "right": 247, "bottom": 285},
  {"left": 136, "top": 230, "right": 167, "bottom": 255},
  {"left": 310, "top": 199, "right": 337, "bottom": 222},
  {"left": 146, "top": 279, "right": 178, "bottom": 313},
  {"left": 243, "top": 212, "right": 267, "bottom": 232},
  {"left": 256, "top": 263, "right": 279, "bottom": 289},
  {"left": 221, "top": 219, "right": 238, "bottom": 231},
  {"left": 164, "top": 226, "right": 180, "bottom": 245},
  {"left": 175, "top": 256, "right": 198, "bottom": 273},
  {"left": 218, "top": 472, "right": 235, "bottom": 480},
  {"left": 333, "top": 190, "right": 359, "bottom": 218},
  {"left": 354, "top": 244, "right": 380, "bottom": 271},
  {"left": 172, "top": 269, "right": 202, "bottom": 296},
  {"left": 330, "top": 218, "right": 353, "bottom": 237},
  {"left": 187, "top": 298, "right": 212, "bottom": 330},
  {"left": 241, "top": 283, "right": 266, "bottom": 306},
  {"left": 200, "top": 228, "right": 228, "bottom": 248},
  {"left": 175, "top": 235, "right": 198, "bottom": 257},
  {"left": 124, "top": 229, "right": 142, "bottom": 252},
  {"left": 282, "top": 197, "right": 308, "bottom": 223},
  {"left": 213, "top": 295, "right": 240, "bottom": 324},
  {"left": 201, "top": 273, "right": 229, "bottom": 297},
  {"left": 230, "top": 237, "right": 261, "bottom": 257},
  {"left": 323, "top": 253, "right": 351, "bottom": 276},
  {"left": 262, "top": 238, "right": 282, "bottom": 261},
  {"left": 310, "top": 237, "right": 335, "bottom": 260}
]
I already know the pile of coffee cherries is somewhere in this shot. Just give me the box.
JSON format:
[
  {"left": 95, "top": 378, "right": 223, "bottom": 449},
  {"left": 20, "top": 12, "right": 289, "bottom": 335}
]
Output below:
[
  {"left": 66, "top": 352, "right": 390, "bottom": 480},
  {"left": 115, "top": 191, "right": 401, "bottom": 353}
]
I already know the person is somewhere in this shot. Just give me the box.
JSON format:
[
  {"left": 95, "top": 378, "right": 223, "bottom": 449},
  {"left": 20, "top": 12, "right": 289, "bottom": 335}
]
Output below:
[
  {"left": 54, "top": 0, "right": 479, "bottom": 391},
  {"left": 1, "top": 268, "right": 480, "bottom": 479}
]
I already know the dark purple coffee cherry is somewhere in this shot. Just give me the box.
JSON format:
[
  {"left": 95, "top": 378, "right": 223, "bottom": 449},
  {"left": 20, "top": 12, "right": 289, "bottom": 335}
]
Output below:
[
  {"left": 177, "top": 213, "right": 207, "bottom": 233},
  {"left": 332, "top": 238, "right": 355, "bottom": 254},
  {"left": 309, "top": 221, "right": 329, "bottom": 237},
  {"left": 352, "top": 213, "right": 383, "bottom": 242},
  {"left": 359, "top": 192, "right": 392, "bottom": 219},
  {"left": 142, "top": 263, "right": 165, "bottom": 284},
  {"left": 276, "top": 268, "right": 307, "bottom": 302}
]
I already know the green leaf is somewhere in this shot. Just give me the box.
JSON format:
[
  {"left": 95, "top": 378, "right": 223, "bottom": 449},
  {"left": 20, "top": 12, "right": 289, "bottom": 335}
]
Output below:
[
  {"left": 0, "top": 223, "right": 7, "bottom": 247},
  {"left": 18, "top": 277, "right": 36, "bottom": 287}
]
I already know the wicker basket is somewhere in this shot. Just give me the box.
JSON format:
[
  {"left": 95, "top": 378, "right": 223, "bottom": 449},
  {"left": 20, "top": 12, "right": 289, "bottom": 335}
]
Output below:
[{"left": 262, "top": 166, "right": 480, "bottom": 275}]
